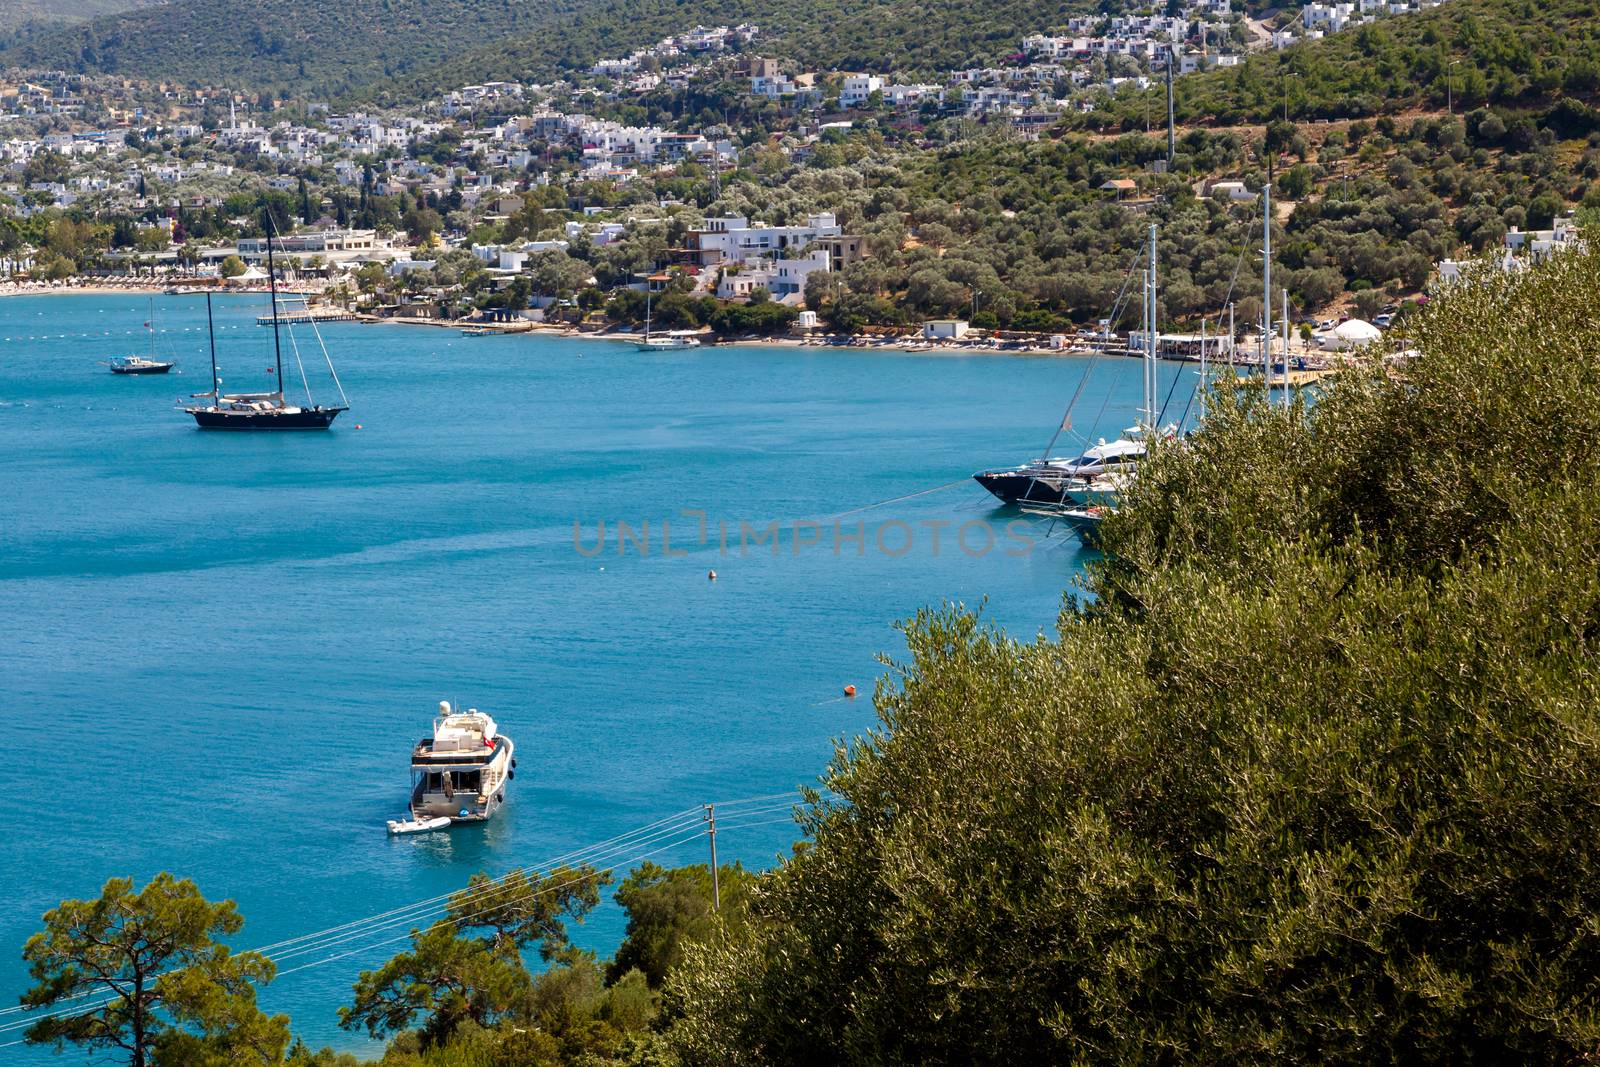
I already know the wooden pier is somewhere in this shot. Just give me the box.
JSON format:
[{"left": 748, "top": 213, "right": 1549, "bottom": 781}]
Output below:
[{"left": 1234, "top": 368, "right": 1337, "bottom": 389}]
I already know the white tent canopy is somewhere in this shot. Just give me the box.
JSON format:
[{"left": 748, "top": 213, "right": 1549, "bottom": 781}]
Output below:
[{"left": 1318, "top": 318, "right": 1383, "bottom": 350}]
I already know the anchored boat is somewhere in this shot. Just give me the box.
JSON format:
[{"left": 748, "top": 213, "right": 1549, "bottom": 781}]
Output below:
[
  {"left": 635, "top": 290, "right": 702, "bottom": 350},
  {"left": 392, "top": 701, "right": 516, "bottom": 831},
  {"left": 183, "top": 219, "right": 349, "bottom": 430},
  {"left": 974, "top": 433, "right": 1146, "bottom": 505},
  {"left": 106, "top": 298, "right": 175, "bottom": 374}
]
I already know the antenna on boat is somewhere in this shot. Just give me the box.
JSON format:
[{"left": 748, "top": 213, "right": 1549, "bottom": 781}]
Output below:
[{"left": 265, "top": 211, "right": 285, "bottom": 400}]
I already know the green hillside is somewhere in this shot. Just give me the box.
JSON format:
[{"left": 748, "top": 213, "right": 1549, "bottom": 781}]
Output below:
[
  {"left": 0, "top": 0, "right": 159, "bottom": 35},
  {"left": 378, "top": 0, "right": 1068, "bottom": 101},
  {"left": 1096, "top": 0, "right": 1600, "bottom": 127},
  {"left": 0, "top": 0, "right": 588, "bottom": 96},
  {"left": 0, "top": 0, "right": 1074, "bottom": 99}
]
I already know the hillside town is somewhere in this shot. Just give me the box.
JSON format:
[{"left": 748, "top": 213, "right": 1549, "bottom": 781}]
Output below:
[{"left": 0, "top": 0, "right": 1565, "bottom": 350}]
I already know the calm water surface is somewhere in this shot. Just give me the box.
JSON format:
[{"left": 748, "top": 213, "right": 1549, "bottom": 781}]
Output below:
[{"left": 0, "top": 293, "right": 1189, "bottom": 1057}]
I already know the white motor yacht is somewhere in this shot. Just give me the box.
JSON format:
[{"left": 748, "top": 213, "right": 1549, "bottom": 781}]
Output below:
[{"left": 402, "top": 701, "right": 516, "bottom": 825}]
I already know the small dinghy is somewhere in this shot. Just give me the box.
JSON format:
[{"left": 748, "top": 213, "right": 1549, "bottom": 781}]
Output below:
[{"left": 387, "top": 815, "right": 452, "bottom": 835}]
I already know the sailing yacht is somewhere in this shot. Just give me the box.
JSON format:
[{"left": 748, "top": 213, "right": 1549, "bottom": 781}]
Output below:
[
  {"left": 976, "top": 225, "right": 1161, "bottom": 507},
  {"left": 635, "top": 290, "right": 701, "bottom": 350},
  {"left": 107, "top": 299, "right": 174, "bottom": 374},
  {"left": 184, "top": 223, "right": 349, "bottom": 430},
  {"left": 973, "top": 434, "right": 1145, "bottom": 504}
]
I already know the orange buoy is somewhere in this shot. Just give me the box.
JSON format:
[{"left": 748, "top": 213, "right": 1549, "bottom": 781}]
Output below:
[{"left": 843, "top": 684, "right": 857, "bottom": 698}]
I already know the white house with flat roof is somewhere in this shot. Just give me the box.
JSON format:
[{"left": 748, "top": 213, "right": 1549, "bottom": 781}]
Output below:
[
  {"left": 840, "top": 74, "right": 884, "bottom": 108},
  {"left": 922, "top": 319, "right": 970, "bottom": 339}
]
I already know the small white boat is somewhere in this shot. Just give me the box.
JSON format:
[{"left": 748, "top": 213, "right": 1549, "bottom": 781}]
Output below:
[
  {"left": 387, "top": 815, "right": 452, "bottom": 835},
  {"left": 636, "top": 332, "right": 702, "bottom": 351}
]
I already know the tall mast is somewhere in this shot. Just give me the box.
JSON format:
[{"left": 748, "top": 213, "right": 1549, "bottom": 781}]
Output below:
[
  {"left": 1140, "top": 275, "right": 1151, "bottom": 427},
  {"left": 1281, "top": 287, "right": 1290, "bottom": 408},
  {"left": 1262, "top": 171, "right": 1272, "bottom": 401},
  {"left": 265, "top": 214, "right": 285, "bottom": 399},
  {"left": 1146, "top": 222, "right": 1157, "bottom": 429},
  {"left": 1199, "top": 316, "right": 1208, "bottom": 424},
  {"left": 205, "top": 292, "right": 219, "bottom": 399}
]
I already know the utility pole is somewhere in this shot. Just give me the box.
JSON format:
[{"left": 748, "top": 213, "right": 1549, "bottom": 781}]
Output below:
[
  {"left": 1447, "top": 59, "right": 1460, "bottom": 115},
  {"left": 704, "top": 804, "right": 720, "bottom": 912}
]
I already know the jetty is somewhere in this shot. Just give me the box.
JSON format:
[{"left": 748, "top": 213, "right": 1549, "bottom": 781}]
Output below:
[
  {"left": 1234, "top": 368, "right": 1337, "bottom": 389},
  {"left": 257, "top": 308, "right": 359, "bottom": 325}
]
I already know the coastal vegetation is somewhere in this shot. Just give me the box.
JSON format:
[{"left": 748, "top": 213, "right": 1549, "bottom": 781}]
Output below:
[
  {"left": 20, "top": 862, "right": 757, "bottom": 1067},
  {"left": 664, "top": 234, "right": 1600, "bottom": 1061},
  {"left": 680, "top": 109, "right": 1596, "bottom": 328}
]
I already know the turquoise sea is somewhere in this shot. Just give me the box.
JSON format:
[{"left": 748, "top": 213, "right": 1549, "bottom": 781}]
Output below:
[{"left": 0, "top": 293, "right": 1193, "bottom": 1058}]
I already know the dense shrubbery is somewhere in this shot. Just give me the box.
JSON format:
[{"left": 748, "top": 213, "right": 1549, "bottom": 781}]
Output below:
[{"left": 664, "top": 241, "right": 1600, "bottom": 1061}]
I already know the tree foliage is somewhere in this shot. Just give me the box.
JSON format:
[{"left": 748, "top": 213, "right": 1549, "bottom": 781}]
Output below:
[
  {"left": 665, "top": 240, "right": 1600, "bottom": 1062},
  {"left": 20, "top": 873, "right": 288, "bottom": 1067},
  {"left": 339, "top": 865, "right": 609, "bottom": 1046}
]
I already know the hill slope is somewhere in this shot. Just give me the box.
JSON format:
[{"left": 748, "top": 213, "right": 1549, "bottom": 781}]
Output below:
[
  {"left": 0, "top": 0, "right": 1076, "bottom": 99},
  {"left": 378, "top": 0, "right": 1070, "bottom": 101},
  {"left": 0, "top": 0, "right": 589, "bottom": 96},
  {"left": 0, "top": 0, "right": 161, "bottom": 35},
  {"left": 1145, "top": 0, "right": 1600, "bottom": 125}
]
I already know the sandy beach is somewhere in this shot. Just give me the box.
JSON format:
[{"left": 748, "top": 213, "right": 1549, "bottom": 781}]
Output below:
[
  {"left": 0, "top": 281, "right": 152, "bottom": 298},
  {"left": 1, "top": 280, "right": 1123, "bottom": 358}
]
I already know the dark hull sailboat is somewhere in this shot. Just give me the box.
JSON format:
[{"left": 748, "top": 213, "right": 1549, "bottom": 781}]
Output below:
[
  {"left": 191, "top": 404, "right": 345, "bottom": 430},
  {"left": 184, "top": 218, "right": 349, "bottom": 431},
  {"left": 972, "top": 468, "right": 1072, "bottom": 505},
  {"left": 109, "top": 360, "right": 173, "bottom": 375},
  {"left": 109, "top": 300, "right": 176, "bottom": 374}
]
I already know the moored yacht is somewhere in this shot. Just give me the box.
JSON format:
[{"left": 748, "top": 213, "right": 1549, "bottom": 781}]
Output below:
[
  {"left": 635, "top": 289, "right": 703, "bottom": 350},
  {"left": 183, "top": 221, "right": 348, "bottom": 430},
  {"left": 403, "top": 701, "right": 516, "bottom": 825},
  {"left": 637, "top": 331, "right": 702, "bottom": 351},
  {"left": 106, "top": 298, "right": 175, "bottom": 374},
  {"left": 974, "top": 433, "right": 1145, "bottom": 504},
  {"left": 108, "top": 355, "right": 173, "bottom": 375}
]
